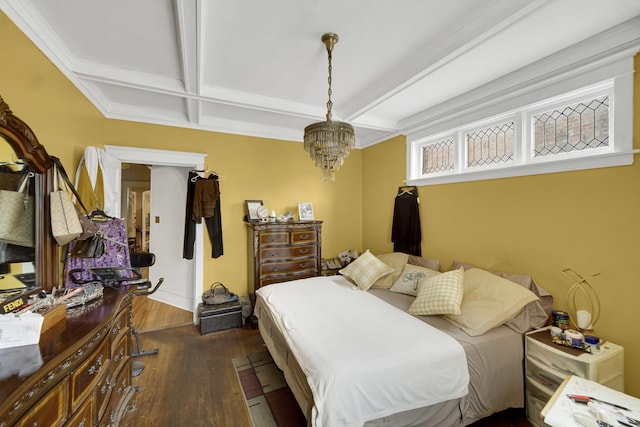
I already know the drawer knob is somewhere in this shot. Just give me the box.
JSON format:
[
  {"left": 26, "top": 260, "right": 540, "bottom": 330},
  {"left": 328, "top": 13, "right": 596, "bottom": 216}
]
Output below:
[
  {"left": 101, "top": 378, "right": 111, "bottom": 395},
  {"left": 299, "top": 249, "right": 309, "bottom": 254},
  {"left": 299, "top": 234, "right": 309, "bottom": 239}
]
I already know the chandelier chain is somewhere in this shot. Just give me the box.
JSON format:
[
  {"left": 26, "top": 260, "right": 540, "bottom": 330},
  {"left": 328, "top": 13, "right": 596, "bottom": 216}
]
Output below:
[{"left": 326, "top": 49, "right": 333, "bottom": 121}]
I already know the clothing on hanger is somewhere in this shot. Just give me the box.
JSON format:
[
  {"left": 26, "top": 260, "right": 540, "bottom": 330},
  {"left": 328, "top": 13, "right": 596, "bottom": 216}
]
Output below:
[
  {"left": 392, "top": 186, "right": 422, "bottom": 256},
  {"left": 183, "top": 171, "right": 224, "bottom": 259},
  {"left": 74, "top": 146, "right": 119, "bottom": 217}
]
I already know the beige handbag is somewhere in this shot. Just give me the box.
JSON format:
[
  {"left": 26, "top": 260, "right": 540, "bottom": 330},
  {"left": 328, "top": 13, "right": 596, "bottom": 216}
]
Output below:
[
  {"left": 0, "top": 171, "right": 35, "bottom": 247},
  {"left": 50, "top": 162, "right": 83, "bottom": 245}
]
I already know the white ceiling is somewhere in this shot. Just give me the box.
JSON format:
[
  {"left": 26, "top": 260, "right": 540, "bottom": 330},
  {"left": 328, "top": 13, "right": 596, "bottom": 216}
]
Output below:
[{"left": 2, "top": 0, "right": 640, "bottom": 148}]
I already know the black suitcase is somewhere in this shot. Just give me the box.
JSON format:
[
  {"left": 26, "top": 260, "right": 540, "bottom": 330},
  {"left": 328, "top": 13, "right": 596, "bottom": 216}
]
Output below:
[{"left": 198, "top": 301, "right": 242, "bottom": 335}]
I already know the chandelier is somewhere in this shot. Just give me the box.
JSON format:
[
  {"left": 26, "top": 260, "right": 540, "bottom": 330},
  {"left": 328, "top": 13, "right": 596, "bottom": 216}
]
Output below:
[{"left": 304, "top": 33, "right": 355, "bottom": 181}]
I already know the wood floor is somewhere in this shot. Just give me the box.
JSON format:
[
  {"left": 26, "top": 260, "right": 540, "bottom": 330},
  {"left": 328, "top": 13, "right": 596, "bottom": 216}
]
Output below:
[
  {"left": 121, "top": 302, "right": 533, "bottom": 427},
  {"left": 132, "top": 295, "right": 192, "bottom": 332}
]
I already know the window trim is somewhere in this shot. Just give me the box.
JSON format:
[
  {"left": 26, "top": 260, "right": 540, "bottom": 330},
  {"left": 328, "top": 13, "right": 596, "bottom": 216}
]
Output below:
[{"left": 406, "top": 56, "right": 636, "bottom": 187}]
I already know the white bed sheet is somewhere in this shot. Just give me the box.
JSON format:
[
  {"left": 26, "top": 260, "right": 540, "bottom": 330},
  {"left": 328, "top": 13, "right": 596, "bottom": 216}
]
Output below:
[{"left": 256, "top": 276, "right": 470, "bottom": 427}]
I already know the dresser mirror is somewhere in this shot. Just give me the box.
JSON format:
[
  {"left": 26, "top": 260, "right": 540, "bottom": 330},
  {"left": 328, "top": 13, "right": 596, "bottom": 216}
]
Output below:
[{"left": 0, "top": 96, "right": 58, "bottom": 291}]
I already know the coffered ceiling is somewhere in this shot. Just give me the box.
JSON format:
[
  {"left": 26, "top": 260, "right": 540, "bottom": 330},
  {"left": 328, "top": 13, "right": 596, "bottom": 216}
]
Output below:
[{"left": 2, "top": 0, "right": 639, "bottom": 148}]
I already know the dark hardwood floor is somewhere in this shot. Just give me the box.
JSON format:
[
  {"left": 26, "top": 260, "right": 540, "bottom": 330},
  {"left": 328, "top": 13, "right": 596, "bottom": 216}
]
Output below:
[{"left": 120, "top": 303, "right": 532, "bottom": 427}]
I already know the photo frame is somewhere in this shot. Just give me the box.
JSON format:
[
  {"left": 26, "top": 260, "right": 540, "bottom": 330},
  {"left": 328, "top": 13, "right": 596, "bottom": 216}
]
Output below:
[
  {"left": 298, "top": 202, "right": 314, "bottom": 221},
  {"left": 245, "top": 200, "right": 263, "bottom": 222}
]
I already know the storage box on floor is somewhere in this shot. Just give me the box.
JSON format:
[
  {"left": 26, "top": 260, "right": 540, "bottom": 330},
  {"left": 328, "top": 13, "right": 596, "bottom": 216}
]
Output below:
[{"left": 198, "top": 301, "right": 242, "bottom": 335}]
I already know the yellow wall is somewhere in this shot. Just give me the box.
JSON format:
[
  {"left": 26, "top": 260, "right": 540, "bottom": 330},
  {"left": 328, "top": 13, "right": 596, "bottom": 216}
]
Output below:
[
  {"left": 363, "top": 56, "right": 640, "bottom": 396},
  {"left": 0, "top": 11, "right": 363, "bottom": 297}
]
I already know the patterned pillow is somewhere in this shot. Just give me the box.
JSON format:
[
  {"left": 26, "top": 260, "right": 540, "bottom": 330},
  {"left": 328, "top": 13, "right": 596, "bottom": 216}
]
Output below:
[
  {"left": 339, "top": 250, "right": 394, "bottom": 291},
  {"left": 407, "top": 267, "right": 464, "bottom": 316},
  {"left": 389, "top": 264, "right": 440, "bottom": 296}
]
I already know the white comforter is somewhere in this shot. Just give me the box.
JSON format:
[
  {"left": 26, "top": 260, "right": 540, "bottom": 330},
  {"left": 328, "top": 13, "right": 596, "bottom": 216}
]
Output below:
[{"left": 256, "top": 276, "right": 470, "bottom": 427}]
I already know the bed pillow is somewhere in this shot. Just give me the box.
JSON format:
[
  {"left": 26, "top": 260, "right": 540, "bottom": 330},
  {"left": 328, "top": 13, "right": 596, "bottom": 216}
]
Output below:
[
  {"left": 389, "top": 264, "right": 441, "bottom": 296},
  {"left": 444, "top": 268, "right": 540, "bottom": 336},
  {"left": 371, "top": 252, "right": 409, "bottom": 289},
  {"left": 339, "top": 250, "right": 394, "bottom": 291},
  {"left": 408, "top": 255, "right": 440, "bottom": 271},
  {"left": 407, "top": 267, "right": 464, "bottom": 315},
  {"left": 451, "top": 260, "right": 551, "bottom": 333}
]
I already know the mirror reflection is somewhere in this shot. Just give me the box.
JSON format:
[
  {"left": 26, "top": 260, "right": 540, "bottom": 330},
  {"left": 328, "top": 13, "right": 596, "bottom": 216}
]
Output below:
[{"left": 0, "top": 138, "right": 36, "bottom": 292}]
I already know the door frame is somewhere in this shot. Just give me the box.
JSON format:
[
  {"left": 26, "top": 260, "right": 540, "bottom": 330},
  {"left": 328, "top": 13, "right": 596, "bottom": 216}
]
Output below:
[{"left": 105, "top": 145, "right": 206, "bottom": 323}]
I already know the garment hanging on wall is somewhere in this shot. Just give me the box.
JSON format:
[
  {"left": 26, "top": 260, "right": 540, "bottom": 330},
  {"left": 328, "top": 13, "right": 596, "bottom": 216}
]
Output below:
[
  {"left": 391, "top": 186, "right": 422, "bottom": 256},
  {"left": 182, "top": 171, "right": 198, "bottom": 259},
  {"left": 63, "top": 217, "right": 131, "bottom": 288},
  {"left": 183, "top": 172, "right": 224, "bottom": 259},
  {"left": 73, "top": 146, "right": 119, "bottom": 216}
]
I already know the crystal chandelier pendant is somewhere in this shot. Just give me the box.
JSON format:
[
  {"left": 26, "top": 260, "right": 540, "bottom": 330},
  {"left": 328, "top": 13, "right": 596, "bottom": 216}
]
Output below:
[{"left": 303, "top": 33, "right": 355, "bottom": 181}]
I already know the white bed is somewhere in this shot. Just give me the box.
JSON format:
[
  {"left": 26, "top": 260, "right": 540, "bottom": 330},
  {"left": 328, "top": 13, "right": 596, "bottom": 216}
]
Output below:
[{"left": 254, "top": 257, "right": 551, "bottom": 427}]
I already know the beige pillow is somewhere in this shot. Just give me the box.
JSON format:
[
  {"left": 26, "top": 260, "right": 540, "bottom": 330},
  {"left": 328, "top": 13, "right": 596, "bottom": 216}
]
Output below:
[
  {"left": 371, "top": 252, "right": 409, "bottom": 289},
  {"left": 408, "top": 267, "right": 464, "bottom": 315},
  {"left": 450, "top": 260, "right": 551, "bottom": 333},
  {"left": 389, "top": 264, "right": 440, "bottom": 296},
  {"left": 339, "top": 250, "right": 394, "bottom": 291},
  {"left": 408, "top": 255, "right": 440, "bottom": 271},
  {"left": 444, "top": 268, "right": 540, "bottom": 336}
]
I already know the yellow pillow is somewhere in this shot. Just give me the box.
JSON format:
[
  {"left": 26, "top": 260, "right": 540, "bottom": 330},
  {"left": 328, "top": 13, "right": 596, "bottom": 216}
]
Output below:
[
  {"left": 408, "top": 267, "right": 464, "bottom": 315},
  {"left": 444, "top": 268, "right": 540, "bottom": 336},
  {"left": 339, "top": 250, "right": 394, "bottom": 291},
  {"left": 371, "top": 252, "right": 409, "bottom": 289}
]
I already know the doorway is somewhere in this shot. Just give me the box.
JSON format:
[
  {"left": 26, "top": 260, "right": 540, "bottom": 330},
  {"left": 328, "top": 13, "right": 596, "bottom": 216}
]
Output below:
[{"left": 105, "top": 145, "right": 207, "bottom": 324}]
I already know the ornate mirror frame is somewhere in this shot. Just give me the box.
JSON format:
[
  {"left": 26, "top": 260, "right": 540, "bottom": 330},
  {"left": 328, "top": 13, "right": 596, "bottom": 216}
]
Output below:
[{"left": 0, "top": 96, "right": 58, "bottom": 291}]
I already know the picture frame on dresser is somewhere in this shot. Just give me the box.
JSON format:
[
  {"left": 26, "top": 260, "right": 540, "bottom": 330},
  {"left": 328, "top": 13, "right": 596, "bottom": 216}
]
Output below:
[
  {"left": 298, "top": 202, "right": 314, "bottom": 220},
  {"left": 244, "top": 199, "right": 263, "bottom": 222}
]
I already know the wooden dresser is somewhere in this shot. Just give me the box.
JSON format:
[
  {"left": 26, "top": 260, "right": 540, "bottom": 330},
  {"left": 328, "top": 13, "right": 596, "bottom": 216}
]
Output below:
[
  {"left": 246, "top": 221, "right": 323, "bottom": 294},
  {"left": 0, "top": 286, "right": 135, "bottom": 427}
]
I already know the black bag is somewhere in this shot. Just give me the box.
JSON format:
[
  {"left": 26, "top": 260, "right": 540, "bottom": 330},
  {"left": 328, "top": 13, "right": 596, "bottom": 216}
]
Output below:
[
  {"left": 69, "top": 233, "right": 106, "bottom": 258},
  {"left": 202, "top": 282, "right": 238, "bottom": 305},
  {"left": 0, "top": 242, "right": 35, "bottom": 264}
]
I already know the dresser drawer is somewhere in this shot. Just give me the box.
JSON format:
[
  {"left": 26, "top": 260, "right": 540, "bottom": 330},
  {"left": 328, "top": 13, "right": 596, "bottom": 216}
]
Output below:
[
  {"left": 100, "top": 360, "right": 132, "bottom": 427},
  {"left": 71, "top": 336, "right": 110, "bottom": 411},
  {"left": 526, "top": 356, "right": 564, "bottom": 392},
  {"left": 291, "top": 230, "right": 317, "bottom": 244},
  {"left": 525, "top": 378, "right": 552, "bottom": 427},
  {"left": 527, "top": 338, "right": 589, "bottom": 378},
  {"left": 96, "top": 363, "right": 112, "bottom": 421},
  {"left": 110, "top": 306, "right": 130, "bottom": 348},
  {"left": 260, "top": 245, "right": 317, "bottom": 260},
  {"left": 64, "top": 392, "right": 94, "bottom": 427},
  {"left": 260, "top": 271, "right": 318, "bottom": 287},
  {"left": 16, "top": 378, "right": 69, "bottom": 427},
  {"left": 111, "top": 331, "right": 129, "bottom": 375},
  {"left": 259, "top": 232, "right": 289, "bottom": 245},
  {"left": 260, "top": 259, "right": 318, "bottom": 276}
]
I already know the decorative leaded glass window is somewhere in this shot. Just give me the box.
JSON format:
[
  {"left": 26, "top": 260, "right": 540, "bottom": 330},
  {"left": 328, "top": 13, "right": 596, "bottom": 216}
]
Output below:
[
  {"left": 466, "top": 122, "right": 514, "bottom": 167},
  {"left": 533, "top": 97, "right": 609, "bottom": 157},
  {"left": 422, "top": 138, "right": 454, "bottom": 174}
]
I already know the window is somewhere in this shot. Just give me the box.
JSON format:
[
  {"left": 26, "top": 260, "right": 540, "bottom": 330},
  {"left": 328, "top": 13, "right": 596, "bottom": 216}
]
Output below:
[
  {"left": 532, "top": 96, "right": 609, "bottom": 157},
  {"left": 407, "top": 76, "right": 634, "bottom": 186}
]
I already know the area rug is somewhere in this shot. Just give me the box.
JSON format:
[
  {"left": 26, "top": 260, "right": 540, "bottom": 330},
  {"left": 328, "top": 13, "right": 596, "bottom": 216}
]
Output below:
[{"left": 233, "top": 351, "right": 306, "bottom": 427}]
